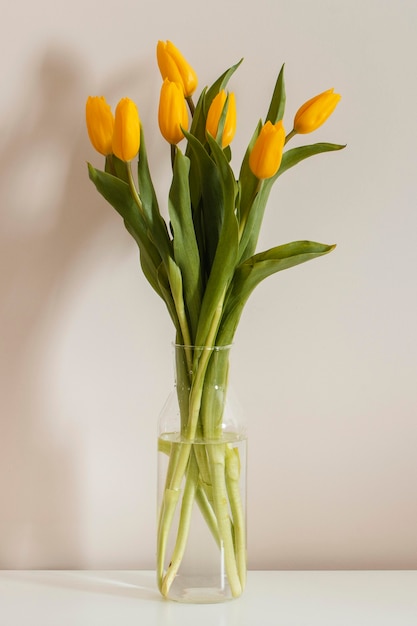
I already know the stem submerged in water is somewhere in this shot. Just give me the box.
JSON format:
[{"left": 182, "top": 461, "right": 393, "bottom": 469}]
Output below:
[{"left": 157, "top": 344, "right": 246, "bottom": 599}]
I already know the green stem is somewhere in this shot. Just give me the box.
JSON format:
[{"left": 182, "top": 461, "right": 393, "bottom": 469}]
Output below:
[
  {"left": 225, "top": 444, "right": 246, "bottom": 589},
  {"left": 127, "top": 161, "right": 193, "bottom": 375},
  {"left": 157, "top": 334, "right": 244, "bottom": 598},
  {"left": 170, "top": 144, "right": 176, "bottom": 170},
  {"left": 157, "top": 438, "right": 220, "bottom": 545},
  {"left": 285, "top": 128, "right": 297, "bottom": 145},
  {"left": 168, "top": 274, "right": 193, "bottom": 373},
  {"left": 186, "top": 95, "right": 195, "bottom": 116},
  {"left": 157, "top": 441, "right": 191, "bottom": 585},
  {"left": 238, "top": 179, "right": 263, "bottom": 243},
  {"left": 195, "top": 478, "right": 220, "bottom": 546},
  {"left": 157, "top": 355, "right": 210, "bottom": 582},
  {"left": 157, "top": 484, "right": 181, "bottom": 586},
  {"left": 187, "top": 286, "right": 227, "bottom": 438},
  {"left": 161, "top": 451, "right": 199, "bottom": 595},
  {"left": 126, "top": 162, "right": 144, "bottom": 212},
  {"left": 207, "top": 443, "right": 242, "bottom": 598}
]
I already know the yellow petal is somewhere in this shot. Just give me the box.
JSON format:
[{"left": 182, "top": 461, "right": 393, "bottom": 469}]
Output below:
[
  {"left": 206, "top": 91, "right": 237, "bottom": 148},
  {"left": 112, "top": 98, "right": 140, "bottom": 162},
  {"left": 294, "top": 88, "right": 341, "bottom": 134},
  {"left": 156, "top": 40, "right": 198, "bottom": 97},
  {"left": 85, "top": 96, "right": 114, "bottom": 156},
  {"left": 249, "top": 120, "right": 286, "bottom": 179},
  {"left": 158, "top": 79, "right": 188, "bottom": 144}
]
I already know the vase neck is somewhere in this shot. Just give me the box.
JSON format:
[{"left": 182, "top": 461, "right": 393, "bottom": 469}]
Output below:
[{"left": 173, "top": 344, "right": 232, "bottom": 387}]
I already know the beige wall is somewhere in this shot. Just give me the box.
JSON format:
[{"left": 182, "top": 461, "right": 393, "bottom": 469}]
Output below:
[{"left": 1, "top": 0, "right": 416, "bottom": 569}]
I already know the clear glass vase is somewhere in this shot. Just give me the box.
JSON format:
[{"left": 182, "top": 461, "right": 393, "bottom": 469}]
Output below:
[{"left": 157, "top": 344, "right": 247, "bottom": 603}]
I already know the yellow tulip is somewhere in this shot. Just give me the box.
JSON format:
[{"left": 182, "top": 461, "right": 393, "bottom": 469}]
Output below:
[
  {"left": 249, "top": 120, "right": 286, "bottom": 180},
  {"left": 85, "top": 96, "right": 114, "bottom": 156},
  {"left": 206, "top": 91, "right": 236, "bottom": 148},
  {"left": 156, "top": 40, "right": 198, "bottom": 98},
  {"left": 293, "top": 88, "right": 341, "bottom": 134},
  {"left": 112, "top": 97, "right": 140, "bottom": 162},
  {"left": 158, "top": 79, "right": 189, "bottom": 145}
]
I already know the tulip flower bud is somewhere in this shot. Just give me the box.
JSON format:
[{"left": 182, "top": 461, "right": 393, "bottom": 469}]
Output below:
[
  {"left": 158, "top": 79, "right": 189, "bottom": 145},
  {"left": 206, "top": 90, "right": 237, "bottom": 149},
  {"left": 293, "top": 88, "right": 341, "bottom": 134},
  {"left": 112, "top": 98, "right": 141, "bottom": 162},
  {"left": 157, "top": 40, "right": 198, "bottom": 98},
  {"left": 85, "top": 96, "right": 114, "bottom": 156},
  {"left": 249, "top": 120, "right": 286, "bottom": 180}
]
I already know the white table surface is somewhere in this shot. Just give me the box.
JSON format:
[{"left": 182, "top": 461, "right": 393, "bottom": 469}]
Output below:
[{"left": 0, "top": 570, "right": 416, "bottom": 625}]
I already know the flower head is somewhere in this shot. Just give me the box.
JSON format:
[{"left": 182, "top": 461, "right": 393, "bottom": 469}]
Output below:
[
  {"left": 206, "top": 90, "right": 236, "bottom": 148},
  {"left": 249, "top": 120, "right": 286, "bottom": 180},
  {"left": 293, "top": 88, "right": 341, "bottom": 134},
  {"left": 157, "top": 40, "right": 198, "bottom": 98},
  {"left": 158, "top": 79, "right": 189, "bottom": 145},
  {"left": 112, "top": 97, "right": 141, "bottom": 162},
  {"left": 85, "top": 96, "right": 114, "bottom": 156}
]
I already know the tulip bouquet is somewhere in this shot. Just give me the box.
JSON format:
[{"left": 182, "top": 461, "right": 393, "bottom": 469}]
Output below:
[{"left": 86, "top": 40, "right": 344, "bottom": 600}]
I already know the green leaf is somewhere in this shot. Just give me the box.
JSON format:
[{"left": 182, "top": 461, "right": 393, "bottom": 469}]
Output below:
[
  {"left": 272, "top": 142, "right": 346, "bottom": 182},
  {"left": 206, "top": 134, "right": 238, "bottom": 222},
  {"left": 265, "top": 64, "right": 286, "bottom": 124},
  {"left": 235, "top": 64, "right": 286, "bottom": 245},
  {"left": 213, "top": 93, "right": 231, "bottom": 147},
  {"left": 137, "top": 126, "right": 159, "bottom": 221},
  {"left": 188, "top": 60, "right": 243, "bottom": 148},
  {"left": 184, "top": 131, "right": 225, "bottom": 276},
  {"left": 137, "top": 126, "right": 173, "bottom": 264},
  {"left": 204, "top": 59, "right": 243, "bottom": 117},
  {"left": 194, "top": 135, "right": 239, "bottom": 347},
  {"left": 236, "top": 120, "right": 262, "bottom": 224},
  {"left": 238, "top": 142, "right": 346, "bottom": 263},
  {"left": 187, "top": 87, "right": 208, "bottom": 149},
  {"left": 165, "top": 256, "right": 192, "bottom": 346},
  {"left": 157, "top": 262, "right": 182, "bottom": 337},
  {"left": 104, "top": 154, "right": 130, "bottom": 182},
  {"left": 169, "top": 150, "right": 202, "bottom": 340},
  {"left": 237, "top": 183, "right": 271, "bottom": 264},
  {"left": 218, "top": 241, "right": 336, "bottom": 344},
  {"left": 87, "top": 163, "right": 162, "bottom": 297}
]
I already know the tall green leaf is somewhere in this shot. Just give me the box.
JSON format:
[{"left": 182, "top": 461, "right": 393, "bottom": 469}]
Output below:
[
  {"left": 137, "top": 126, "right": 173, "bottom": 264},
  {"left": 239, "top": 142, "right": 346, "bottom": 263},
  {"left": 204, "top": 59, "right": 243, "bottom": 116},
  {"left": 87, "top": 164, "right": 163, "bottom": 297},
  {"left": 194, "top": 135, "right": 239, "bottom": 347},
  {"left": 218, "top": 241, "right": 336, "bottom": 344},
  {"left": 188, "top": 59, "right": 243, "bottom": 147},
  {"left": 265, "top": 63, "right": 286, "bottom": 124},
  {"left": 184, "top": 131, "right": 226, "bottom": 277},
  {"left": 236, "top": 121, "right": 262, "bottom": 230},
  {"left": 270, "top": 142, "right": 346, "bottom": 183},
  {"left": 168, "top": 150, "right": 202, "bottom": 341}
]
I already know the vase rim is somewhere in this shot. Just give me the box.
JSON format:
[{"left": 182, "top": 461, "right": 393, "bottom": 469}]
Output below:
[{"left": 172, "top": 342, "right": 233, "bottom": 351}]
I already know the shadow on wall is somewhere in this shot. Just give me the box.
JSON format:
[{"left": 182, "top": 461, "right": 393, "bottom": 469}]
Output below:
[{"left": 0, "top": 45, "right": 162, "bottom": 568}]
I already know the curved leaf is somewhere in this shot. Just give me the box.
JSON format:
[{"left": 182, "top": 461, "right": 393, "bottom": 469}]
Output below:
[
  {"left": 137, "top": 126, "right": 173, "bottom": 263},
  {"left": 184, "top": 130, "right": 225, "bottom": 275},
  {"left": 169, "top": 150, "right": 202, "bottom": 340},
  {"left": 236, "top": 120, "right": 262, "bottom": 226},
  {"left": 188, "top": 60, "right": 243, "bottom": 148},
  {"left": 272, "top": 142, "right": 346, "bottom": 182},
  {"left": 217, "top": 241, "right": 335, "bottom": 344},
  {"left": 194, "top": 135, "right": 239, "bottom": 346},
  {"left": 238, "top": 142, "right": 346, "bottom": 263},
  {"left": 265, "top": 64, "right": 286, "bottom": 124},
  {"left": 204, "top": 59, "right": 243, "bottom": 116},
  {"left": 87, "top": 163, "right": 163, "bottom": 297}
]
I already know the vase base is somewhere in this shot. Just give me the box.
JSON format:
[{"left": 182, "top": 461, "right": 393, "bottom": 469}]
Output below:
[{"left": 162, "top": 575, "right": 236, "bottom": 604}]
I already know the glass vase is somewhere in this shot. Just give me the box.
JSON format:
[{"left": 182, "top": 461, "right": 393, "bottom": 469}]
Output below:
[{"left": 157, "top": 343, "right": 247, "bottom": 603}]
